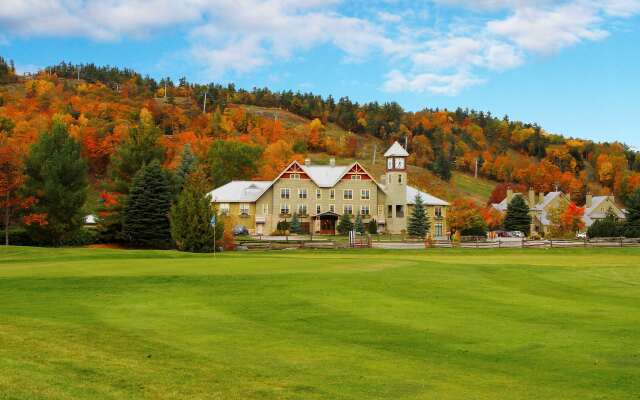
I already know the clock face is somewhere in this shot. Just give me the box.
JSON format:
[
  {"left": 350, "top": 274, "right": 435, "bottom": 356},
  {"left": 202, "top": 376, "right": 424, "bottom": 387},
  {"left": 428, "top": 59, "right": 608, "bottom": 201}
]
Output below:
[
  {"left": 387, "top": 158, "right": 393, "bottom": 169},
  {"left": 395, "top": 158, "right": 405, "bottom": 169}
]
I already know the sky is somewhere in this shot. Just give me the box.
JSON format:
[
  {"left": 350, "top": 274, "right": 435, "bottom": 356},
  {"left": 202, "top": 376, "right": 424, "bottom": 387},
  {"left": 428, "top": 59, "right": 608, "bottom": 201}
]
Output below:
[{"left": 1, "top": 0, "right": 639, "bottom": 147}]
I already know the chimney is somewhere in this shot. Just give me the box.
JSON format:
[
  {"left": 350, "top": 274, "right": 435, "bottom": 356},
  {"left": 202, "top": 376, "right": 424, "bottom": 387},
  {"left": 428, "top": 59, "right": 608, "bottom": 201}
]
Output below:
[
  {"left": 329, "top": 158, "right": 335, "bottom": 167},
  {"left": 304, "top": 158, "right": 311, "bottom": 166},
  {"left": 528, "top": 188, "right": 535, "bottom": 207},
  {"left": 506, "top": 187, "right": 514, "bottom": 203},
  {"left": 586, "top": 193, "right": 593, "bottom": 208}
]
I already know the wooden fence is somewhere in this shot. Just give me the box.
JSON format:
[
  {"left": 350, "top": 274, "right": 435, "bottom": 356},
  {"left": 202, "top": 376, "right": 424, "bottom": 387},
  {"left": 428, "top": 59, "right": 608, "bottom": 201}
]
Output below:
[{"left": 448, "top": 237, "right": 640, "bottom": 249}]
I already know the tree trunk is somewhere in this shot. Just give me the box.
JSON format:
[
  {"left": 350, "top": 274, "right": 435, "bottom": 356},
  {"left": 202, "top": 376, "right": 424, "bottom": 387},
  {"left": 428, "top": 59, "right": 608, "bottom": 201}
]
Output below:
[{"left": 4, "top": 189, "right": 9, "bottom": 246}]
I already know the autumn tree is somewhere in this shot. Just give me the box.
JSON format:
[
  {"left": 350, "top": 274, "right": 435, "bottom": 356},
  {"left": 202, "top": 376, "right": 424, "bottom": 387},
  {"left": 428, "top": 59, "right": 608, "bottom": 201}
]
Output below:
[
  {"left": 446, "top": 199, "right": 486, "bottom": 237},
  {"left": 0, "top": 132, "right": 25, "bottom": 245},
  {"left": 208, "top": 140, "right": 263, "bottom": 188},
  {"left": 21, "top": 120, "right": 88, "bottom": 245},
  {"left": 548, "top": 202, "right": 585, "bottom": 238},
  {"left": 122, "top": 160, "right": 172, "bottom": 248},
  {"left": 503, "top": 196, "right": 531, "bottom": 235}
]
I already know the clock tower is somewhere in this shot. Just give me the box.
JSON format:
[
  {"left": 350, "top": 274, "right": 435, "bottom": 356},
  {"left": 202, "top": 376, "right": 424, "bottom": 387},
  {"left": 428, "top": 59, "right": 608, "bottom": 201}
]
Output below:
[{"left": 383, "top": 141, "right": 409, "bottom": 232}]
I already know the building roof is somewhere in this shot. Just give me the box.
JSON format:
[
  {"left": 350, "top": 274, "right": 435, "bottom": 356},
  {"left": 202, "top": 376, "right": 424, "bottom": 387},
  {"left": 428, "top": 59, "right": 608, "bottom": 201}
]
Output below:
[
  {"left": 492, "top": 193, "right": 524, "bottom": 212},
  {"left": 532, "top": 191, "right": 564, "bottom": 211},
  {"left": 383, "top": 141, "right": 409, "bottom": 157},
  {"left": 300, "top": 164, "right": 350, "bottom": 188},
  {"left": 583, "top": 196, "right": 626, "bottom": 227},
  {"left": 406, "top": 186, "right": 449, "bottom": 206},
  {"left": 207, "top": 181, "right": 272, "bottom": 202}
]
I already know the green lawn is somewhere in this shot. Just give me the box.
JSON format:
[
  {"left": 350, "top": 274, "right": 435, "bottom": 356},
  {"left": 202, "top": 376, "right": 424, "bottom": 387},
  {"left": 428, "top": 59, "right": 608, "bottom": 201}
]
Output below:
[{"left": 1, "top": 247, "right": 639, "bottom": 399}]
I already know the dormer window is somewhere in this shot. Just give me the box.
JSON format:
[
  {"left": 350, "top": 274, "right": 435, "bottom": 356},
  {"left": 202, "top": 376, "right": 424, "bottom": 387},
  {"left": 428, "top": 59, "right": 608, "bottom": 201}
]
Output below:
[{"left": 351, "top": 175, "right": 361, "bottom": 180}]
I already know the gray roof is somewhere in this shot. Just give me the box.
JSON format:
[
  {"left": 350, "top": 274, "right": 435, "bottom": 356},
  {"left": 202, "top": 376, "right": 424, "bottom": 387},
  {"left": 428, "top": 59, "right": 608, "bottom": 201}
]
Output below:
[
  {"left": 300, "top": 164, "right": 351, "bottom": 188},
  {"left": 407, "top": 186, "right": 449, "bottom": 206},
  {"left": 383, "top": 141, "right": 409, "bottom": 157},
  {"left": 207, "top": 181, "right": 271, "bottom": 202}
]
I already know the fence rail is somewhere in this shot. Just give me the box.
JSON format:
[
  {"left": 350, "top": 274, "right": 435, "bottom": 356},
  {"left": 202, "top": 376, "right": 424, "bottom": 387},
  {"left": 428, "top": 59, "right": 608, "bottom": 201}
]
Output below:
[{"left": 451, "top": 237, "right": 640, "bottom": 249}]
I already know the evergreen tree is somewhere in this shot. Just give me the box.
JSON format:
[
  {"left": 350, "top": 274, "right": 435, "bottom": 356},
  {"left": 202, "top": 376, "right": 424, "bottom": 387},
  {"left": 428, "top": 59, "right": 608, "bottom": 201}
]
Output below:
[
  {"left": 99, "top": 111, "right": 164, "bottom": 241},
  {"left": 123, "top": 161, "right": 172, "bottom": 247},
  {"left": 175, "top": 144, "right": 197, "bottom": 190},
  {"left": 587, "top": 210, "right": 621, "bottom": 238},
  {"left": 407, "top": 194, "right": 430, "bottom": 238},
  {"left": 290, "top": 213, "right": 301, "bottom": 234},
  {"left": 354, "top": 214, "right": 365, "bottom": 235},
  {"left": 21, "top": 120, "right": 88, "bottom": 245},
  {"left": 623, "top": 189, "right": 640, "bottom": 238},
  {"left": 337, "top": 213, "right": 353, "bottom": 235},
  {"left": 504, "top": 195, "right": 531, "bottom": 235},
  {"left": 367, "top": 219, "right": 378, "bottom": 234},
  {"left": 170, "top": 171, "right": 221, "bottom": 252},
  {"left": 432, "top": 149, "right": 452, "bottom": 181}
]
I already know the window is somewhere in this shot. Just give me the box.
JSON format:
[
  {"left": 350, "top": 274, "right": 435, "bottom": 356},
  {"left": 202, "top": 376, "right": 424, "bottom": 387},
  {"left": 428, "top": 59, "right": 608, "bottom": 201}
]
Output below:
[
  {"left": 344, "top": 204, "right": 353, "bottom": 215},
  {"left": 435, "top": 223, "right": 443, "bottom": 237},
  {"left": 280, "top": 204, "right": 290, "bottom": 215},
  {"left": 343, "top": 189, "right": 353, "bottom": 200},
  {"left": 387, "top": 205, "right": 393, "bottom": 216},
  {"left": 435, "top": 207, "right": 442, "bottom": 218},
  {"left": 360, "top": 205, "right": 370, "bottom": 216},
  {"left": 351, "top": 174, "right": 361, "bottom": 180},
  {"left": 219, "top": 203, "right": 230, "bottom": 216},
  {"left": 378, "top": 205, "right": 384, "bottom": 217},
  {"left": 316, "top": 189, "right": 321, "bottom": 199},
  {"left": 299, "top": 188, "right": 308, "bottom": 199},
  {"left": 387, "top": 158, "right": 393, "bottom": 169},
  {"left": 298, "top": 204, "right": 308, "bottom": 216},
  {"left": 290, "top": 173, "right": 300, "bottom": 180},
  {"left": 262, "top": 204, "right": 269, "bottom": 215},
  {"left": 361, "top": 189, "right": 370, "bottom": 200},
  {"left": 398, "top": 174, "right": 403, "bottom": 184},
  {"left": 281, "top": 188, "right": 290, "bottom": 199},
  {"left": 239, "top": 203, "right": 250, "bottom": 215},
  {"left": 395, "top": 205, "right": 404, "bottom": 218},
  {"left": 330, "top": 189, "right": 335, "bottom": 200},
  {"left": 316, "top": 204, "right": 321, "bottom": 214},
  {"left": 329, "top": 204, "right": 335, "bottom": 213}
]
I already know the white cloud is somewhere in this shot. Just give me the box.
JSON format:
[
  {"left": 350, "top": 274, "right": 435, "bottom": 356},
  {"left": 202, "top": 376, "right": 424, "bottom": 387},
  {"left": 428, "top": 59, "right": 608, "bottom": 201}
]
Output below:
[
  {"left": 382, "top": 70, "right": 485, "bottom": 95},
  {"left": 1, "top": 0, "right": 639, "bottom": 95},
  {"left": 486, "top": 2, "right": 609, "bottom": 53}
]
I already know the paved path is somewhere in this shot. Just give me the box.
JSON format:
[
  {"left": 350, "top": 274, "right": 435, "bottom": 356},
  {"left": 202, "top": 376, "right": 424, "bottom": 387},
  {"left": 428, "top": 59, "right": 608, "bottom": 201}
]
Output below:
[{"left": 371, "top": 242, "right": 425, "bottom": 249}]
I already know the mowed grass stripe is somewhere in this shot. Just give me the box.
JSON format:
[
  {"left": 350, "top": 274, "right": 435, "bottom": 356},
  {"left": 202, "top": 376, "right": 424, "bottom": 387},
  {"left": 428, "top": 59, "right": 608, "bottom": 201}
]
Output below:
[{"left": 0, "top": 247, "right": 639, "bottom": 399}]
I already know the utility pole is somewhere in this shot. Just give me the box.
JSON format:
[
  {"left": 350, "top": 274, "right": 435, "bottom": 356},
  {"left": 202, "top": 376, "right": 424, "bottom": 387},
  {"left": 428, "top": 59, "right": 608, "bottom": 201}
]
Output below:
[
  {"left": 77, "top": 67, "right": 80, "bottom": 81},
  {"left": 164, "top": 81, "right": 167, "bottom": 99},
  {"left": 474, "top": 158, "right": 478, "bottom": 179},
  {"left": 372, "top": 144, "right": 377, "bottom": 165},
  {"left": 203, "top": 91, "right": 207, "bottom": 113}
]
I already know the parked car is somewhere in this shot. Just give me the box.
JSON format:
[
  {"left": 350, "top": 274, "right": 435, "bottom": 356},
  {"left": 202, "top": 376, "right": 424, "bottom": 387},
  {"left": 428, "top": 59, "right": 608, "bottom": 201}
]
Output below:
[
  {"left": 576, "top": 232, "right": 587, "bottom": 240},
  {"left": 509, "top": 231, "right": 525, "bottom": 238},
  {"left": 232, "top": 225, "right": 249, "bottom": 236}
]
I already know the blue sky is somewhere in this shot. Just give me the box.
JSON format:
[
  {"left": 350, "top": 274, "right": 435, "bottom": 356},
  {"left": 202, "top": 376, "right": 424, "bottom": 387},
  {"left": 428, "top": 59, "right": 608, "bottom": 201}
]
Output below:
[{"left": 1, "top": 0, "right": 639, "bottom": 147}]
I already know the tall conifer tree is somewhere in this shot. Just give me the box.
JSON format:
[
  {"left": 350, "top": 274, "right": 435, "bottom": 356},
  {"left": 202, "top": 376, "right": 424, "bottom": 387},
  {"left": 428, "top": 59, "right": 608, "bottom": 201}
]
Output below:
[
  {"left": 407, "top": 194, "right": 430, "bottom": 238},
  {"left": 504, "top": 195, "right": 531, "bottom": 235}
]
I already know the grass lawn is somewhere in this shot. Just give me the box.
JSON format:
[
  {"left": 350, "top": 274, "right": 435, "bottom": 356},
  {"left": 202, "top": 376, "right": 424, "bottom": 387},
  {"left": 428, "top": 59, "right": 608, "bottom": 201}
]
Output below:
[{"left": 1, "top": 247, "right": 639, "bottom": 399}]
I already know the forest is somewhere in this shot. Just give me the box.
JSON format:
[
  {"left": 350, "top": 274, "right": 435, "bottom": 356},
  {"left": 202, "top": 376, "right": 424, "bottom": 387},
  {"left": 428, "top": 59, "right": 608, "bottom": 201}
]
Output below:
[{"left": 1, "top": 59, "right": 640, "bottom": 245}]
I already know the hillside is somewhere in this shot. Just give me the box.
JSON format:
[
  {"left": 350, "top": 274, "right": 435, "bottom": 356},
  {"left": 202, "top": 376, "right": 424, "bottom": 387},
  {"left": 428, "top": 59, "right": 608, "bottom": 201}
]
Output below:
[{"left": 2, "top": 61, "right": 640, "bottom": 212}]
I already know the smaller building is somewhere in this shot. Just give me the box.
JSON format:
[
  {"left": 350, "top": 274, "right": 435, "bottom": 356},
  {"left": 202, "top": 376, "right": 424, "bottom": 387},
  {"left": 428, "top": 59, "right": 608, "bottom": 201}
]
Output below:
[{"left": 492, "top": 188, "right": 626, "bottom": 235}]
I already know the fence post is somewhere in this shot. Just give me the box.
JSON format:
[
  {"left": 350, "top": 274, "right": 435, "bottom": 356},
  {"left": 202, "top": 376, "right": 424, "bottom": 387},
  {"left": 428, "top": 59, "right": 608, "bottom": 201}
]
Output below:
[
  {"left": 522, "top": 237, "right": 525, "bottom": 248},
  {"left": 550, "top": 239, "right": 553, "bottom": 249},
  {"left": 476, "top": 237, "right": 479, "bottom": 248},
  {"left": 620, "top": 237, "right": 623, "bottom": 248}
]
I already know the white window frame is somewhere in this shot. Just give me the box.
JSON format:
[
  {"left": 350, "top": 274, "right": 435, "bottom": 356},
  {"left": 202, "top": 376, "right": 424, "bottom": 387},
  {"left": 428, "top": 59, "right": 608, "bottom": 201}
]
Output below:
[
  {"left": 281, "top": 188, "right": 290, "bottom": 199},
  {"left": 344, "top": 204, "right": 353, "bottom": 215},
  {"left": 361, "top": 189, "right": 370, "bottom": 200},
  {"left": 298, "top": 204, "right": 308, "bottom": 216},
  {"left": 360, "top": 204, "right": 370, "bottom": 216},
  {"left": 351, "top": 174, "right": 361, "bottom": 180},
  {"left": 435, "top": 223, "right": 443, "bottom": 237},
  {"left": 330, "top": 189, "right": 335, "bottom": 200},
  {"left": 290, "top": 173, "right": 300, "bottom": 180},
  {"left": 280, "top": 203, "right": 290, "bottom": 215},
  {"left": 435, "top": 207, "right": 442, "bottom": 218},
  {"left": 239, "top": 203, "right": 250, "bottom": 216},
  {"left": 299, "top": 188, "right": 308, "bottom": 199},
  {"left": 329, "top": 204, "right": 335, "bottom": 213},
  {"left": 219, "top": 203, "right": 230, "bottom": 216},
  {"left": 316, "top": 204, "right": 321, "bottom": 214},
  {"left": 316, "top": 188, "right": 321, "bottom": 199},
  {"left": 343, "top": 189, "right": 353, "bottom": 200}
]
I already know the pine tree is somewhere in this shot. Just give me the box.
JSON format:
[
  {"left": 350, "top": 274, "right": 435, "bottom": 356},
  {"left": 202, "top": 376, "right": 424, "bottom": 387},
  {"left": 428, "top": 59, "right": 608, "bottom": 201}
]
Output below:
[
  {"left": 623, "top": 189, "right": 640, "bottom": 238},
  {"left": 290, "top": 213, "right": 301, "bottom": 234},
  {"left": 21, "top": 120, "right": 88, "bottom": 245},
  {"left": 407, "top": 194, "right": 430, "bottom": 238},
  {"left": 337, "top": 213, "right": 353, "bottom": 235},
  {"left": 170, "top": 171, "right": 221, "bottom": 252},
  {"left": 354, "top": 214, "right": 365, "bottom": 235},
  {"left": 504, "top": 195, "right": 531, "bottom": 235},
  {"left": 175, "top": 144, "right": 197, "bottom": 190},
  {"left": 367, "top": 219, "right": 378, "bottom": 234},
  {"left": 587, "top": 210, "right": 621, "bottom": 238},
  {"left": 123, "top": 160, "right": 172, "bottom": 247}
]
